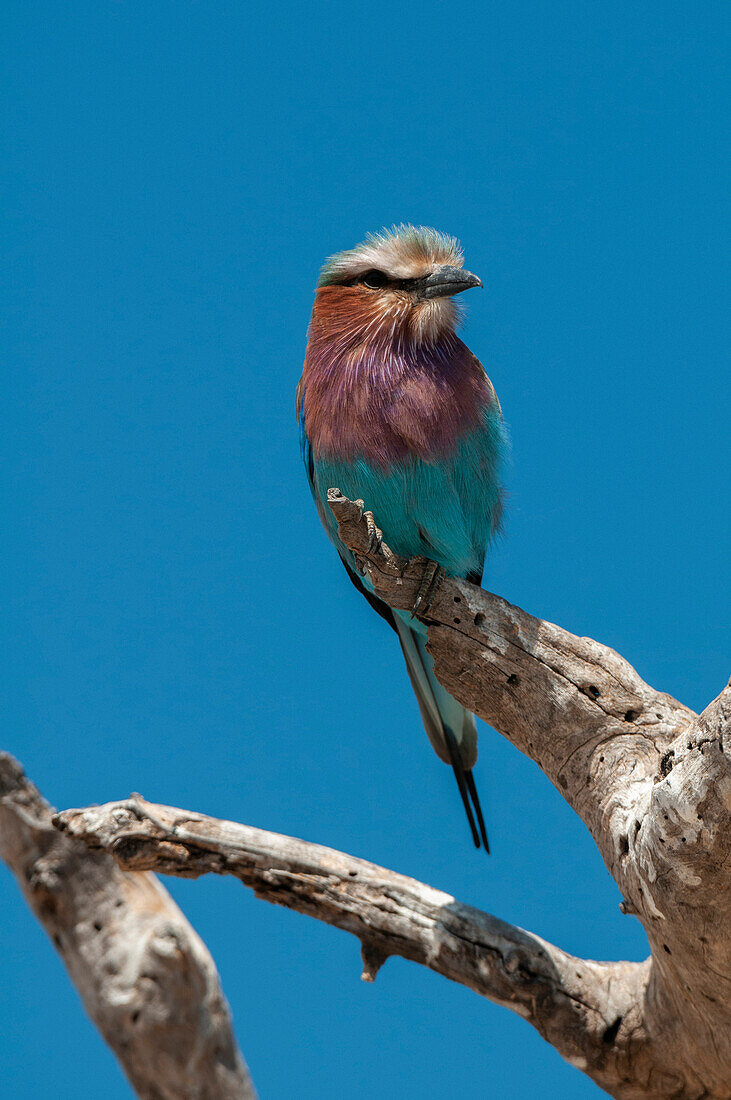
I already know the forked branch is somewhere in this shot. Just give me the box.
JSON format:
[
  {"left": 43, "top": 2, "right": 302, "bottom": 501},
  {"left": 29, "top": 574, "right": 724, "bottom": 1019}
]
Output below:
[
  {"left": 55, "top": 792, "right": 651, "bottom": 1098},
  {"left": 0, "top": 753, "right": 256, "bottom": 1100},
  {"left": 4, "top": 492, "right": 729, "bottom": 1100}
]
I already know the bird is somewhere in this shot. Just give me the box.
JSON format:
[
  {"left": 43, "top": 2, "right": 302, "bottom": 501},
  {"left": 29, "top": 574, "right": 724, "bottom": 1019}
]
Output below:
[{"left": 296, "top": 225, "right": 507, "bottom": 852}]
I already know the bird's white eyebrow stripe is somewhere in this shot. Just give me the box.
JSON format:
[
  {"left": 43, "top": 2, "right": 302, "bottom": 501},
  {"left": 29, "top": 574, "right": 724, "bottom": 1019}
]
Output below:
[{"left": 318, "top": 224, "right": 464, "bottom": 287}]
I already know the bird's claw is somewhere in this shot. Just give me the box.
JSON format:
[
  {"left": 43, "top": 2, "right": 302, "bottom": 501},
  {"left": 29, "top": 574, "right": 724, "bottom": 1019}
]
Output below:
[
  {"left": 411, "top": 560, "right": 443, "bottom": 619},
  {"left": 364, "top": 511, "right": 382, "bottom": 555}
]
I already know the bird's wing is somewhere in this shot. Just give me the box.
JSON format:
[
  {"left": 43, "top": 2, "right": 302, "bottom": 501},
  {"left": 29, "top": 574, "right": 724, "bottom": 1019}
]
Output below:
[{"left": 448, "top": 362, "right": 508, "bottom": 584}]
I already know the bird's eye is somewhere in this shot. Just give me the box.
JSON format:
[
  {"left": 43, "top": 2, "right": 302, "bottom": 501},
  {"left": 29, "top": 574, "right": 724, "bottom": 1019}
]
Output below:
[{"left": 361, "top": 269, "right": 388, "bottom": 289}]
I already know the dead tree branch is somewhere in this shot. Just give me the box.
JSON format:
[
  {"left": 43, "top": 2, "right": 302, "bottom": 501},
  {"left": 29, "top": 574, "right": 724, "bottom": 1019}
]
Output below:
[
  {"left": 323, "top": 490, "right": 731, "bottom": 1099},
  {"left": 0, "top": 752, "right": 256, "bottom": 1100},
  {"left": 55, "top": 792, "right": 651, "bottom": 1099}
]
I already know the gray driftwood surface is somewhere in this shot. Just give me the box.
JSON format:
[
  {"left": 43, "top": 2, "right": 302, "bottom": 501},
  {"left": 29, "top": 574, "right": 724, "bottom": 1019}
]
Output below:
[
  {"left": 3, "top": 491, "right": 729, "bottom": 1099},
  {"left": 0, "top": 752, "right": 256, "bottom": 1100}
]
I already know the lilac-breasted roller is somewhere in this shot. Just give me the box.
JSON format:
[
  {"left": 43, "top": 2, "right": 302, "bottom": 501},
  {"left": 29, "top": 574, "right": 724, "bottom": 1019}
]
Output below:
[{"left": 296, "top": 225, "right": 507, "bottom": 852}]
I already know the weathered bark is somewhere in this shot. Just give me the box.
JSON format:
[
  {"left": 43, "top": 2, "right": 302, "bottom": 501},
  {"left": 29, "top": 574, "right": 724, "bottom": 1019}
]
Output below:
[
  {"left": 0, "top": 752, "right": 256, "bottom": 1100},
  {"left": 323, "top": 491, "right": 731, "bottom": 1099},
  {"left": 55, "top": 792, "right": 652, "bottom": 1099}
]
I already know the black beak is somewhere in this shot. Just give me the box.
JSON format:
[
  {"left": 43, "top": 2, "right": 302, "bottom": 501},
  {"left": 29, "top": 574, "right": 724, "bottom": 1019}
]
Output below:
[{"left": 420, "top": 265, "right": 483, "bottom": 299}]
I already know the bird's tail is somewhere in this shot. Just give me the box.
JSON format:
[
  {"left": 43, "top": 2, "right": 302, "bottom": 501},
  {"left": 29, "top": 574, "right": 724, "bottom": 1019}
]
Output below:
[{"left": 393, "top": 617, "right": 489, "bottom": 852}]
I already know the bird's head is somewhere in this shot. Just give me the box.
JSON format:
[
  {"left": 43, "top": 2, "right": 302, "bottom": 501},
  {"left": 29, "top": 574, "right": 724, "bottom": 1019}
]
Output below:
[{"left": 313, "top": 225, "right": 482, "bottom": 348}]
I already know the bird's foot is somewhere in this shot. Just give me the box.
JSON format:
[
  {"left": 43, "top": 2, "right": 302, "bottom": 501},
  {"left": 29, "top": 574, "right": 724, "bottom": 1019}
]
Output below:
[
  {"left": 411, "top": 560, "right": 443, "bottom": 620},
  {"left": 353, "top": 509, "right": 382, "bottom": 577},
  {"left": 363, "top": 510, "right": 382, "bottom": 556}
]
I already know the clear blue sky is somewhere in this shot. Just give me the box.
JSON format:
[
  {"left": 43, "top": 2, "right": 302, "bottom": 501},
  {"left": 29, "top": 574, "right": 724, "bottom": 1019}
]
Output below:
[{"left": 2, "top": 4, "right": 728, "bottom": 1098}]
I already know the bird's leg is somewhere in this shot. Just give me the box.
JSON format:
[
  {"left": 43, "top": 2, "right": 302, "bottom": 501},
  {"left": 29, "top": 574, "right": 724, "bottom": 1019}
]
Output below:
[{"left": 411, "top": 559, "right": 443, "bottom": 620}]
